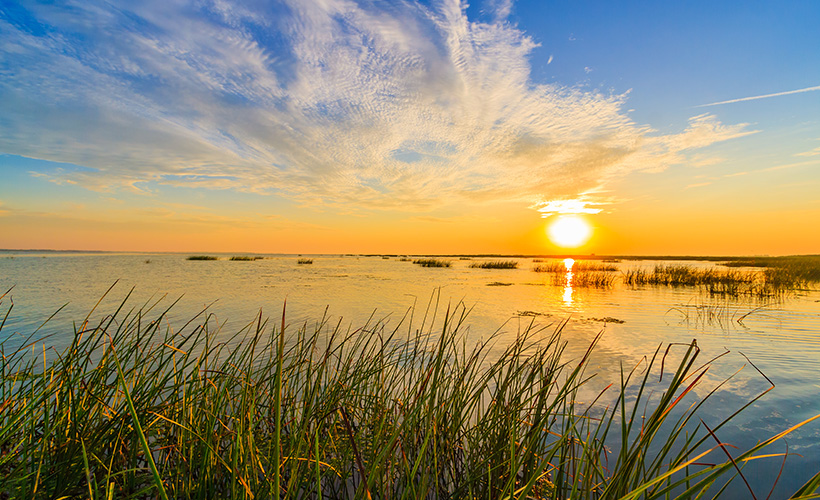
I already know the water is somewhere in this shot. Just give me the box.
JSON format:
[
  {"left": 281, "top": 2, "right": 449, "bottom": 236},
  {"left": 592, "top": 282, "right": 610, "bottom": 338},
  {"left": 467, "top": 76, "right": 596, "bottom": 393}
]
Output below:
[{"left": 1, "top": 251, "right": 819, "bottom": 496}]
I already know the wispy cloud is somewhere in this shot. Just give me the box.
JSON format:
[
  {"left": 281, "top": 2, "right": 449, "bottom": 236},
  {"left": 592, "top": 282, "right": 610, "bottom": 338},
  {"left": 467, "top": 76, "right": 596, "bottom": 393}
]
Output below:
[
  {"left": 531, "top": 199, "right": 603, "bottom": 218},
  {"left": 0, "top": 0, "right": 751, "bottom": 215},
  {"left": 696, "top": 85, "right": 820, "bottom": 108}
]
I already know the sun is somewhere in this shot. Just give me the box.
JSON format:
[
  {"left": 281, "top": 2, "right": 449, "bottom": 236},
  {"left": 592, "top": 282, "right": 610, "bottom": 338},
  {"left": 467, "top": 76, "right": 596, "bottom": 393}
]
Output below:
[{"left": 547, "top": 215, "right": 592, "bottom": 248}]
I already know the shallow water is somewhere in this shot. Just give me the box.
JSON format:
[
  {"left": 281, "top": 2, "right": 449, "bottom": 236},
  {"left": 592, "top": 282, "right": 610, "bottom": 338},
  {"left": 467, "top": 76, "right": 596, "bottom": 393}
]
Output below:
[{"left": 1, "top": 252, "right": 819, "bottom": 496}]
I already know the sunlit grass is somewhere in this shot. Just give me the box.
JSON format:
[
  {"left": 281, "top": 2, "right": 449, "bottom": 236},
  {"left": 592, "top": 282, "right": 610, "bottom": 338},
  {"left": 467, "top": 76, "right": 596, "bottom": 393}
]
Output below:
[
  {"left": 1, "top": 293, "right": 818, "bottom": 499},
  {"left": 533, "top": 260, "right": 617, "bottom": 273},
  {"left": 469, "top": 260, "right": 519, "bottom": 269},
  {"left": 186, "top": 255, "right": 217, "bottom": 261},
  {"left": 412, "top": 258, "right": 451, "bottom": 268},
  {"left": 297, "top": 258, "right": 314, "bottom": 264}
]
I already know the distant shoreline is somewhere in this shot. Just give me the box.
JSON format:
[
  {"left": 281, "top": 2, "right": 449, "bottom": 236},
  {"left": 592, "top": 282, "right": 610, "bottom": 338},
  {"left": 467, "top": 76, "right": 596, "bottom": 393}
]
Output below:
[{"left": 1, "top": 249, "right": 817, "bottom": 261}]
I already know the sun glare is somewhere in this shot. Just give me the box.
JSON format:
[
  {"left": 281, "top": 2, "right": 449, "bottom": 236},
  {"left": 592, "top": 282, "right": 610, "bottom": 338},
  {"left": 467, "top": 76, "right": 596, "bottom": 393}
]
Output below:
[{"left": 547, "top": 216, "right": 592, "bottom": 248}]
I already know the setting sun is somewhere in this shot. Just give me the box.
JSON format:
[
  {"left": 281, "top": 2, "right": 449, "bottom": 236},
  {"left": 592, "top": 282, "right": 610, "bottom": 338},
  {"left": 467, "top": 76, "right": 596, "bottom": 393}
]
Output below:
[{"left": 547, "top": 216, "right": 592, "bottom": 248}]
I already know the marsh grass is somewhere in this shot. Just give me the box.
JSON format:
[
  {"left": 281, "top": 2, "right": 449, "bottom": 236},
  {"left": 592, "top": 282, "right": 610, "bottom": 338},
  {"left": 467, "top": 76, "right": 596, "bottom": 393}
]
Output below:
[
  {"left": 622, "top": 265, "right": 801, "bottom": 298},
  {"left": 230, "top": 256, "right": 263, "bottom": 261},
  {"left": 469, "top": 260, "right": 519, "bottom": 269},
  {"left": 1, "top": 290, "right": 819, "bottom": 499},
  {"left": 412, "top": 258, "right": 451, "bottom": 268},
  {"left": 297, "top": 258, "right": 314, "bottom": 265},
  {"left": 186, "top": 255, "right": 218, "bottom": 261},
  {"left": 534, "top": 261, "right": 618, "bottom": 273},
  {"left": 559, "top": 271, "right": 617, "bottom": 288}
]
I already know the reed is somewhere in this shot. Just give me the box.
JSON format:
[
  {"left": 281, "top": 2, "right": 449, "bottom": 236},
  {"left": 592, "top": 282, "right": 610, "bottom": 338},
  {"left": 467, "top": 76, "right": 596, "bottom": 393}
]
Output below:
[
  {"left": 550, "top": 270, "right": 617, "bottom": 288},
  {"left": 412, "top": 258, "right": 451, "bottom": 268},
  {"left": 469, "top": 260, "right": 519, "bottom": 269},
  {"left": 186, "top": 255, "right": 217, "bottom": 261},
  {"left": 230, "top": 256, "right": 263, "bottom": 261},
  {"left": 532, "top": 261, "right": 567, "bottom": 273},
  {"left": 1, "top": 293, "right": 818, "bottom": 499},
  {"left": 297, "top": 258, "right": 314, "bottom": 264}
]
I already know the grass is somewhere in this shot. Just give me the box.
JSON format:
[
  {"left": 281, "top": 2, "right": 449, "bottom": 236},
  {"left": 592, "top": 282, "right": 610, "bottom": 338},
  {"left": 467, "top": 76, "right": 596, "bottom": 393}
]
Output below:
[
  {"left": 469, "top": 260, "right": 519, "bottom": 269},
  {"left": 533, "top": 260, "right": 618, "bottom": 273},
  {"left": 556, "top": 270, "right": 617, "bottom": 288},
  {"left": 412, "top": 258, "right": 451, "bottom": 268},
  {"left": 230, "top": 256, "right": 263, "bottom": 261},
  {"left": 1, "top": 291, "right": 819, "bottom": 499},
  {"left": 621, "top": 264, "right": 804, "bottom": 298},
  {"left": 297, "top": 258, "right": 314, "bottom": 264},
  {"left": 186, "top": 255, "right": 218, "bottom": 261}
]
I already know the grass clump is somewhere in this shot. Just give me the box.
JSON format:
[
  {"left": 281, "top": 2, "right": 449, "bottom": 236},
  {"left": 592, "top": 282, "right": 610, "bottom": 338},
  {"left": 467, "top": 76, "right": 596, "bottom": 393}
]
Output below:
[
  {"left": 230, "top": 256, "right": 263, "bottom": 261},
  {"left": 532, "top": 261, "right": 567, "bottom": 273},
  {"left": 469, "top": 260, "right": 519, "bottom": 269},
  {"left": 412, "top": 258, "right": 451, "bottom": 268},
  {"left": 297, "top": 258, "right": 314, "bottom": 264},
  {"left": 186, "top": 255, "right": 217, "bottom": 261},
  {"left": 1, "top": 291, "right": 818, "bottom": 499}
]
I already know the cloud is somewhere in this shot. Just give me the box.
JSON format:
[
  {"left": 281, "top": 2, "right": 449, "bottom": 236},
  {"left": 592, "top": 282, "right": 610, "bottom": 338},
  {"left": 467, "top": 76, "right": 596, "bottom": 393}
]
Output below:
[
  {"left": 531, "top": 199, "right": 604, "bottom": 218},
  {"left": 796, "top": 147, "right": 820, "bottom": 157},
  {"left": 0, "top": 0, "right": 751, "bottom": 214},
  {"left": 696, "top": 85, "right": 820, "bottom": 108}
]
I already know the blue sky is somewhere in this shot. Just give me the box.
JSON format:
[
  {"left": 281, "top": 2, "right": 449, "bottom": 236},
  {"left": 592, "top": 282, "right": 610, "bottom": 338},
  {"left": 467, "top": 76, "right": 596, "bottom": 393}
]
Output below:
[{"left": 1, "top": 0, "right": 818, "bottom": 253}]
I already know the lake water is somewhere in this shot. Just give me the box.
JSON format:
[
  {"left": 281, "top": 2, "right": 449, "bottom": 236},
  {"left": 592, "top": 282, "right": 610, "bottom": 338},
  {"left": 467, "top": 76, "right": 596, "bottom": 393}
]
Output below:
[{"left": 1, "top": 251, "right": 819, "bottom": 497}]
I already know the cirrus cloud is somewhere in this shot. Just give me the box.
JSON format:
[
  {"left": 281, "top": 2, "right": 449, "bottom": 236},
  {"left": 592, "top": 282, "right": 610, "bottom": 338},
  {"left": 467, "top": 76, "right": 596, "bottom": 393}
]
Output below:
[{"left": 0, "top": 0, "right": 753, "bottom": 213}]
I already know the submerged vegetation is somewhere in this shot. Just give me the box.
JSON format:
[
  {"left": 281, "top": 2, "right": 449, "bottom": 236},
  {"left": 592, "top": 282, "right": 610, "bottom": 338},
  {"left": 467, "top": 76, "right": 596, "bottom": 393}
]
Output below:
[
  {"left": 1, "top": 293, "right": 819, "bottom": 499},
  {"left": 186, "top": 255, "right": 218, "bottom": 261},
  {"left": 469, "top": 260, "right": 519, "bottom": 269},
  {"left": 412, "top": 258, "right": 452, "bottom": 268}
]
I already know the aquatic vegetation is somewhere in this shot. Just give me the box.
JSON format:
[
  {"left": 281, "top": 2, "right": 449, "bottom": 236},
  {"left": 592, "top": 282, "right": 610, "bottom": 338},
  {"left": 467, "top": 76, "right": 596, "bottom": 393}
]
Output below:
[
  {"left": 534, "top": 260, "right": 617, "bottom": 273},
  {"left": 469, "top": 260, "right": 519, "bottom": 269},
  {"left": 1, "top": 295, "right": 818, "bottom": 499},
  {"left": 297, "top": 258, "right": 314, "bottom": 264},
  {"left": 532, "top": 261, "right": 567, "bottom": 273},
  {"left": 230, "top": 255, "right": 263, "bottom": 261},
  {"left": 485, "top": 281, "right": 513, "bottom": 286},
  {"left": 398, "top": 257, "right": 412, "bottom": 262},
  {"left": 412, "top": 258, "right": 451, "bottom": 267},
  {"left": 552, "top": 270, "right": 617, "bottom": 288},
  {"left": 186, "top": 255, "right": 217, "bottom": 260}
]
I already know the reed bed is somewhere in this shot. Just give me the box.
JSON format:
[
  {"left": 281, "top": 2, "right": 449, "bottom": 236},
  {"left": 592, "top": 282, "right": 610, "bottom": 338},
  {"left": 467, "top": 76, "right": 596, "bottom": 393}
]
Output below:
[
  {"left": 622, "top": 264, "right": 799, "bottom": 298},
  {"left": 297, "top": 258, "right": 314, "bottom": 265},
  {"left": 412, "top": 258, "right": 451, "bottom": 268},
  {"left": 1, "top": 292, "right": 818, "bottom": 499},
  {"left": 187, "top": 255, "right": 217, "bottom": 261},
  {"left": 533, "top": 261, "right": 618, "bottom": 273},
  {"left": 469, "top": 260, "right": 519, "bottom": 269},
  {"left": 553, "top": 271, "right": 617, "bottom": 288},
  {"left": 230, "top": 256, "right": 263, "bottom": 261}
]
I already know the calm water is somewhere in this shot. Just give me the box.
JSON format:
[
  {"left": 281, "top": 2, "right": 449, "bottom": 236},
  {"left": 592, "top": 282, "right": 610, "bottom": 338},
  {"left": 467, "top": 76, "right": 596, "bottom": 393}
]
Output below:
[{"left": 1, "top": 252, "right": 819, "bottom": 496}]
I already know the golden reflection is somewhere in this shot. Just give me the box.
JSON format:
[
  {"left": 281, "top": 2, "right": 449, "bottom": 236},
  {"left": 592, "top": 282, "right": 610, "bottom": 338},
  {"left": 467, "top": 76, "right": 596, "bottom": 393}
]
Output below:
[
  {"left": 562, "top": 270, "right": 573, "bottom": 304},
  {"left": 563, "top": 258, "right": 575, "bottom": 271}
]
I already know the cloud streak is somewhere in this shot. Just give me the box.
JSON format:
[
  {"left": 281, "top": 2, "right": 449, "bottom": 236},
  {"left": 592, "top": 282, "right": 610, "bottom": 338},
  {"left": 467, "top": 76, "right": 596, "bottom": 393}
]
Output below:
[
  {"left": 0, "top": 0, "right": 751, "bottom": 214},
  {"left": 696, "top": 85, "right": 820, "bottom": 108}
]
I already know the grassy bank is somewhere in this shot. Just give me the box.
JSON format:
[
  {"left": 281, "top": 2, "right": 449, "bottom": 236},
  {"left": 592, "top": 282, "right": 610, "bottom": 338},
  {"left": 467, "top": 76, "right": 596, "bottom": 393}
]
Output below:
[{"left": 1, "top": 293, "right": 819, "bottom": 499}]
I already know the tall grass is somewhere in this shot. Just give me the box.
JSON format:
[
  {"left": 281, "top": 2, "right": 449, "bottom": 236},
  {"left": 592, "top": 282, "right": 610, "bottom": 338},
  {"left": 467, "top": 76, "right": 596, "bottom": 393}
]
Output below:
[
  {"left": 552, "top": 271, "right": 617, "bottom": 288},
  {"left": 297, "top": 258, "right": 314, "bottom": 265},
  {"left": 622, "top": 264, "right": 799, "bottom": 298},
  {"left": 1, "top": 292, "right": 818, "bottom": 499},
  {"left": 230, "top": 256, "right": 263, "bottom": 261},
  {"left": 187, "top": 255, "right": 218, "bottom": 261},
  {"left": 412, "top": 258, "right": 451, "bottom": 268},
  {"left": 469, "top": 260, "right": 519, "bottom": 269},
  {"left": 534, "top": 261, "right": 618, "bottom": 273}
]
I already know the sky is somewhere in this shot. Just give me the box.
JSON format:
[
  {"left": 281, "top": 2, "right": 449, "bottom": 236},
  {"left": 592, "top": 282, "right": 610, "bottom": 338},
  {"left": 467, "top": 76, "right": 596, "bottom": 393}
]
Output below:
[{"left": 1, "top": 0, "right": 818, "bottom": 255}]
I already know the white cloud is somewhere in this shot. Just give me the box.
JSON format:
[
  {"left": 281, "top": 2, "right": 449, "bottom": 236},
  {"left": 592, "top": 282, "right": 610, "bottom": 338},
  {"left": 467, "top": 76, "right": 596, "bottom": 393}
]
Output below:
[{"left": 0, "top": 0, "right": 752, "bottom": 214}]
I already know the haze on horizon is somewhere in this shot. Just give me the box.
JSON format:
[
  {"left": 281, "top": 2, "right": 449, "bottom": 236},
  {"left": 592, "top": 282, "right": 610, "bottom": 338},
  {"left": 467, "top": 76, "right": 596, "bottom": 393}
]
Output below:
[{"left": 1, "top": 0, "right": 818, "bottom": 256}]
